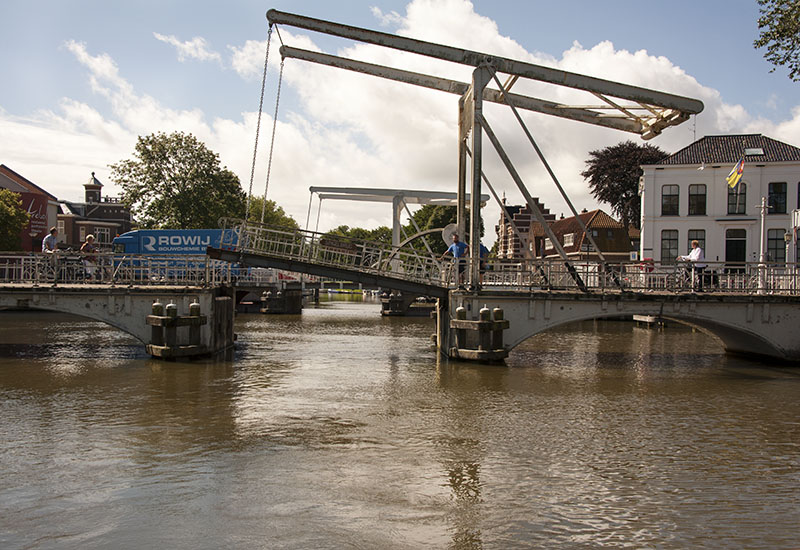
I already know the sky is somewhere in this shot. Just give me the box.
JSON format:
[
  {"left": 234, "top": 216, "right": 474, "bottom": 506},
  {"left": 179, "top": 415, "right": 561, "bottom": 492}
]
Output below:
[{"left": 2, "top": 0, "right": 799, "bottom": 245}]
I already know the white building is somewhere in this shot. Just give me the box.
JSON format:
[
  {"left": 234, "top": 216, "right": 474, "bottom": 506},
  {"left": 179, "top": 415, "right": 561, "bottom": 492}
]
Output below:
[{"left": 640, "top": 134, "right": 800, "bottom": 267}]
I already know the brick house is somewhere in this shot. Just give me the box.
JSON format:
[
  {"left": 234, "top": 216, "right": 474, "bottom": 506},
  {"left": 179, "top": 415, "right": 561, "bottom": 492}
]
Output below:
[
  {"left": 541, "top": 209, "right": 635, "bottom": 262},
  {"left": 0, "top": 164, "right": 59, "bottom": 252},
  {"left": 57, "top": 172, "right": 133, "bottom": 249},
  {"left": 496, "top": 194, "right": 634, "bottom": 261},
  {"left": 495, "top": 197, "right": 556, "bottom": 258}
]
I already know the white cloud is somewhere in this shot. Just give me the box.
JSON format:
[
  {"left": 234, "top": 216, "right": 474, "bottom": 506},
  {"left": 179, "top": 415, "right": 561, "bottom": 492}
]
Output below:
[
  {"left": 370, "top": 6, "right": 403, "bottom": 26},
  {"left": 228, "top": 30, "right": 320, "bottom": 80},
  {"left": 153, "top": 33, "right": 222, "bottom": 63},
  {"left": 3, "top": 0, "right": 800, "bottom": 244}
]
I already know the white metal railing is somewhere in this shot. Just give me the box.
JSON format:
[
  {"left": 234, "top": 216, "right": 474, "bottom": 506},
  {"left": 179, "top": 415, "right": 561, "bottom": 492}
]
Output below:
[
  {"left": 220, "top": 218, "right": 447, "bottom": 288},
  {"left": 480, "top": 259, "right": 800, "bottom": 295},
  {"left": 0, "top": 252, "right": 235, "bottom": 287},
  {"left": 219, "top": 219, "right": 800, "bottom": 295}
]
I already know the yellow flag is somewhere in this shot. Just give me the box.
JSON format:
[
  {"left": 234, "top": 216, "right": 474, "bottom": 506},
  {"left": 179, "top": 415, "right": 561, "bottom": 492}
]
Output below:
[{"left": 726, "top": 157, "right": 744, "bottom": 189}]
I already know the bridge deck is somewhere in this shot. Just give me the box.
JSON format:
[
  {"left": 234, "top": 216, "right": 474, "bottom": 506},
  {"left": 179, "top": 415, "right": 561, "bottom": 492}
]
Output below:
[{"left": 215, "top": 219, "right": 799, "bottom": 298}]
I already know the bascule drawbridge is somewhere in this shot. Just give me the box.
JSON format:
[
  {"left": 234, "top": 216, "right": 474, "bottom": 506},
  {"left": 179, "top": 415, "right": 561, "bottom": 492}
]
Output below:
[{"left": 207, "top": 9, "right": 800, "bottom": 363}]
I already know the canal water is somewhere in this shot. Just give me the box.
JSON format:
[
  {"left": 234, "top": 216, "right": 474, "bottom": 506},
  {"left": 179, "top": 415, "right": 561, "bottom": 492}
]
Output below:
[{"left": 1, "top": 296, "right": 798, "bottom": 549}]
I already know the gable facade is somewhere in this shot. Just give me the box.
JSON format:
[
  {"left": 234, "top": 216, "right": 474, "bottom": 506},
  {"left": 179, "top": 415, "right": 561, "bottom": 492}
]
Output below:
[{"left": 639, "top": 134, "right": 800, "bottom": 266}]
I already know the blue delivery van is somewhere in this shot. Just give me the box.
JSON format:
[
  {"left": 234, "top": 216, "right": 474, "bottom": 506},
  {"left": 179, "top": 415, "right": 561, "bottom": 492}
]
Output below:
[
  {"left": 111, "top": 229, "right": 241, "bottom": 282},
  {"left": 112, "top": 229, "right": 236, "bottom": 255}
]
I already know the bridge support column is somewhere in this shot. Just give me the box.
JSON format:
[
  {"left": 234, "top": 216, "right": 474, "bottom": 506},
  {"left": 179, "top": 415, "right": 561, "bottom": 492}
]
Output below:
[
  {"left": 145, "top": 294, "right": 234, "bottom": 360},
  {"left": 441, "top": 294, "right": 510, "bottom": 362}
]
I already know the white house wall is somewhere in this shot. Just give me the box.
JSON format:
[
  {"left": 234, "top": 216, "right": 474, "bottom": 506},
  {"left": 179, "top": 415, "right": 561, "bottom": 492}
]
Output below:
[{"left": 640, "top": 162, "right": 799, "bottom": 263}]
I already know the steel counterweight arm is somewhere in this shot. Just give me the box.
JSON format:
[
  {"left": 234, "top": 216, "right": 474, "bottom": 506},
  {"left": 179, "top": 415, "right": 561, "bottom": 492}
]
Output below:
[{"left": 267, "top": 10, "right": 703, "bottom": 125}]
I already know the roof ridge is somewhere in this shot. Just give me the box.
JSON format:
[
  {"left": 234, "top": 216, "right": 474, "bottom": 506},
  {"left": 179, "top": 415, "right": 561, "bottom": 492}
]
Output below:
[{"left": 0, "top": 164, "right": 58, "bottom": 200}]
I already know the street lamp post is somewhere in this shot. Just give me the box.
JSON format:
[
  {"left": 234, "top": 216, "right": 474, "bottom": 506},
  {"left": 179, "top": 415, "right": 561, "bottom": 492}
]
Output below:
[
  {"left": 786, "top": 231, "right": 794, "bottom": 291},
  {"left": 757, "top": 196, "right": 768, "bottom": 294}
]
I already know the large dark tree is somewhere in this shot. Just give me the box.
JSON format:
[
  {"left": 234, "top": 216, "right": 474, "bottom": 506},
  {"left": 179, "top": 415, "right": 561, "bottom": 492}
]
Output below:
[
  {"left": 110, "top": 131, "right": 246, "bottom": 229},
  {"left": 0, "top": 189, "right": 30, "bottom": 251},
  {"left": 581, "top": 141, "right": 668, "bottom": 230},
  {"left": 754, "top": 0, "right": 800, "bottom": 81}
]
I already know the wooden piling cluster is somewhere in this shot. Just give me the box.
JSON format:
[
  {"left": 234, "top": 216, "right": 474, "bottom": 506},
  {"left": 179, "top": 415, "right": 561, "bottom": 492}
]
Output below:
[
  {"left": 146, "top": 299, "right": 208, "bottom": 359},
  {"left": 449, "top": 304, "right": 510, "bottom": 361}
]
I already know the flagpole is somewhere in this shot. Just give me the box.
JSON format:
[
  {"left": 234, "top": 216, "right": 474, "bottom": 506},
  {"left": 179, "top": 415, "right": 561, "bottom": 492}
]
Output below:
[{"left": 735, "top": 182, "right": 741, "bottom": 214}]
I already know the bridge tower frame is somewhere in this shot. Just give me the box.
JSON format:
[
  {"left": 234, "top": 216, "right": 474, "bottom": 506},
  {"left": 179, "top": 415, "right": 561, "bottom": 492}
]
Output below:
[{"left": 265, "top": 9, "right": 703, "bottom": 289}]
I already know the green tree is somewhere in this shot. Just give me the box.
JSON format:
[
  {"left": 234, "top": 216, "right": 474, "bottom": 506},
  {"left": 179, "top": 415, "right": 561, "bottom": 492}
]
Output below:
[
  {"left": 581, "top": 140, "right": 668, "bottom": 230},
  {"left": 0, "top": 189, "right": 30, "bottom": 251},
  {"left": 110, "top": 131, "right": 246, "bottom": 229},
  {"left": 247, "top": 196, "right": 299, "bottom": 229},
  {"left": 754, "top": 0, "right": 800, "bottom": 81},
  {"left": 326, "top": 224, "right": 392, "bottom": 244}
]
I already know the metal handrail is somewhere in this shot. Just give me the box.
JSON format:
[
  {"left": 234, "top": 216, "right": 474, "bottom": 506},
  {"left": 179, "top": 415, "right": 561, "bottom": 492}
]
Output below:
[
  {"left": 0, "top": 252, "right": 236, "bottom": 287},
  {"left": 218, "top": 219, "right": 800, "bottom": 295}
]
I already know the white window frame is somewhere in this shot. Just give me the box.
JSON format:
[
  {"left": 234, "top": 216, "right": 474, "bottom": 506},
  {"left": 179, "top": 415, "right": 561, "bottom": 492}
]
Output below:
[{"left": 94, "top": 227, "right": 111, "bottom": 244}]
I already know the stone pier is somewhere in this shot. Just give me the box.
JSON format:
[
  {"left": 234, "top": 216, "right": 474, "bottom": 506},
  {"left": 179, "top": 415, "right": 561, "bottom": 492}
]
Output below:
[{"left": 0, "top": 284, "right": 235, "bottom": 360}]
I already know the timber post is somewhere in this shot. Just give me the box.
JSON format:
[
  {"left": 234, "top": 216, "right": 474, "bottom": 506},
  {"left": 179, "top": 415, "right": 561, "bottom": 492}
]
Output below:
[{"left": 146, "top": 300, "right": 210, "bottom": 360}]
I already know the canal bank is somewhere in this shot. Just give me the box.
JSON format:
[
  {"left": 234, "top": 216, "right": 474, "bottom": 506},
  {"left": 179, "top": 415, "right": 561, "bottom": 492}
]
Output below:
[{"left": 1, "top": 296, "right": 799, "bottom": 549}]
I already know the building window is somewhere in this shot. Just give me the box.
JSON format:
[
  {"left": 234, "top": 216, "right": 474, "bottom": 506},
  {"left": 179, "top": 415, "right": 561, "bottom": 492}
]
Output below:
[
  {"left": 57, "top": 220, "right": 65, "bottom": 234},
  {"left": 767, "top": 229, "right": 786, "bottom": 263},
  {"left": 94, "top": 227, "right": 111, "bottom": 243},
  {"left": 688, "top": 184, "right": 706, "bottom": 215},
  {"left": 687, "top": 230, "right": 705, "bottom": 254},
  {"left": 661, "top": 230, "right": 678, "bottom": 264},
  {"left": 727, "top": 182, "right": 746, "bottom": 215},
  {"left": 563, "top": 233, "right": 574, "bottom": 246},
  {"left": 768, "top": 182, "right": 787, "bottom": 214},
  {"left": 661, "top": 185, "right": 679, "bottom": 216},
  {"left": 79, "top": 226, "right": 86, "bottom": 242},
  {"left": 544, "top": 237, "right": 552, "bottom": 250}
]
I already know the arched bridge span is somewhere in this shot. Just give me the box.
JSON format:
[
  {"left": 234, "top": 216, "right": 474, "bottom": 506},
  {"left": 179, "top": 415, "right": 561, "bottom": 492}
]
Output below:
[{"left": 447, "top": 290, "right": 800, "bottom": 362}]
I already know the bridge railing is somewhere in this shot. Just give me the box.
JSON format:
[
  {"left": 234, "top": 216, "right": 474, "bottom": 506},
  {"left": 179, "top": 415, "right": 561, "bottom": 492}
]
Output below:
[
  {"left": 0, "top": 252, "right": 235, "bottom": 287},
  {"left": 216, "top": 220, "right": 799, "bottom": 295},
  {"left": 482, "top": 258, "right": 800, "bottom": 295},
  {"left": 220, "top": 218, "right": 447, "bottom": 287}
]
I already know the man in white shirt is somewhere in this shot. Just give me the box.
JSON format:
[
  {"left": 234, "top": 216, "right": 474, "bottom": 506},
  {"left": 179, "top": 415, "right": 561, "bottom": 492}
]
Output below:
[
  {"left": 678, "top": 240, "right": 706, "bottom": 291},
  {"left": 41, "top": 227, "right": 60, "bottom": 282},
  {"left": 42, "top": 227, "right": 58, "bottom": 253}
]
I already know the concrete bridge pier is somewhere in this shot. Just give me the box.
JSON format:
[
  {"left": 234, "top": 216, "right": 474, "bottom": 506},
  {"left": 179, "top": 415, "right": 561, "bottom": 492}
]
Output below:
[
  {"left": 438, "top": 289, "right": 800, "bottom": 363},
  {"left": 0, "top": 285, "right": 235, "bottom": 361}
]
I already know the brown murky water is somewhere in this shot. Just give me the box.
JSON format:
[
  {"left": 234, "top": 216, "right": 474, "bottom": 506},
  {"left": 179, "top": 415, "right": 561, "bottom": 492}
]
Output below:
[{"left": 1, "top": 296, "right": 799, "bottom": 549}]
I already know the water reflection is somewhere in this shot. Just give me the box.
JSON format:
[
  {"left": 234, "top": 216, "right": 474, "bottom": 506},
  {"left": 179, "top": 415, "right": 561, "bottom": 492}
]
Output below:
[{"left": 1, "top": 305, "right": 799, "bottom": 548}]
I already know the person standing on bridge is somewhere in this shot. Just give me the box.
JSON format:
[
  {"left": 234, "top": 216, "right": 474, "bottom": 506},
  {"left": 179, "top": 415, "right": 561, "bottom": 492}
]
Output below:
[
  {"left": 479, "top": 242, "right": 490, "bottom": 285},
  {"left": 80, "top": 234, "right": 99, "bottom": 281},
  {"left": 441, "top": 233, "right": 468, "bottom": 287},
  {"left": 42, "top": 227, "right": 60, "bottom": 282},
  {"left": 678, "top": 239, "right": 706, "bottom": 291}
]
